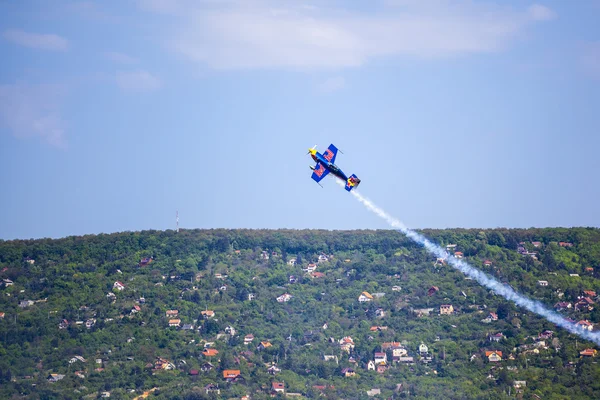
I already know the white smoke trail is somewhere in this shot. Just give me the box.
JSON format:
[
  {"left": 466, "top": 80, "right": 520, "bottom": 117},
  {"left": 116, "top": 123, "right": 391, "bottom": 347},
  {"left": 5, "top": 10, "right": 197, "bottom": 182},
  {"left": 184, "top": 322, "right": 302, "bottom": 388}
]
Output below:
[{"left": 344, "top": 183, "right": 600, "bottom": 346}]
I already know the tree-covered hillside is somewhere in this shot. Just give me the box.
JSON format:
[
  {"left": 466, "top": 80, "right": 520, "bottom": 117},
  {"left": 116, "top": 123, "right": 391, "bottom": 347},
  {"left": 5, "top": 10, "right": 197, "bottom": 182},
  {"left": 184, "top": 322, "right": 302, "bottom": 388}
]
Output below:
[{"left": 1, "top": 228, "right": 600, "bottom": 399}]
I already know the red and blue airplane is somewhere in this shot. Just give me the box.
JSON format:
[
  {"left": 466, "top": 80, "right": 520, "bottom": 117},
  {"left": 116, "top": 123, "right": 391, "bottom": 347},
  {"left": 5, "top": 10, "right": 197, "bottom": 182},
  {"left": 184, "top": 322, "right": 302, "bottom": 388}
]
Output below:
[{"left": 308, "top": 144, "right": 361, "bottom": 191}]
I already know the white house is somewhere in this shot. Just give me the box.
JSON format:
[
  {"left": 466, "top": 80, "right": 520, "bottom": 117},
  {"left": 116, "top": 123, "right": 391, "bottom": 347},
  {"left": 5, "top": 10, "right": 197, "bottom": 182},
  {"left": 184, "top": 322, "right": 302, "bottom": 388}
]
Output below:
[
  {"left": 277, "top": 293, "right": 292, "bottom": 303},
  {"left": 358, "top": 292, "right": 373, "bottom": 302}
]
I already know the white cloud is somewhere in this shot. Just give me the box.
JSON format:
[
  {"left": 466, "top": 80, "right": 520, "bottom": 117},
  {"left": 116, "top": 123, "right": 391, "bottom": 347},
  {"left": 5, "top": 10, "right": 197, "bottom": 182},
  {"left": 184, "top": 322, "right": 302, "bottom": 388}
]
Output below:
[
  {"left": 138, "top": 0, "right": 556, "bottom": 70},
  {"left": 2, "top": 29, "right": 69, "bottom": 51},
  {"left": 0, "top": 84, "right": 68, "bottom": 148},
  {"left": 318, "top": 76, "right": 346, "bottom": 93},
  {"left": 105, "top": 52, "right": 138, "bottom": 64},
  {"left": 116, "top": 70, "right": 162, "bottom": 91},
  {"left": 527, "top": 4, "right": 557, "bottom": 21}
]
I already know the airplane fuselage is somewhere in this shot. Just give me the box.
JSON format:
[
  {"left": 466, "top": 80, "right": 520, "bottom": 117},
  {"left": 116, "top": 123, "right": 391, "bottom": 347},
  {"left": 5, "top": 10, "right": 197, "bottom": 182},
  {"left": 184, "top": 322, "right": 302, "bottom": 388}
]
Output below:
[{"left": 311, "top": 152, "right": 349, "bottom": 182}]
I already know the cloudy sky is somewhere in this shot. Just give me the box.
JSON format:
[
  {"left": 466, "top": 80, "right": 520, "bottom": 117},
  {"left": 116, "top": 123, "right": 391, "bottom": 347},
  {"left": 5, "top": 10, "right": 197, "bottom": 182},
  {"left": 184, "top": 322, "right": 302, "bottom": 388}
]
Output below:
[{"left": 1, "top": 0, "right": 599, "bottom": 239}]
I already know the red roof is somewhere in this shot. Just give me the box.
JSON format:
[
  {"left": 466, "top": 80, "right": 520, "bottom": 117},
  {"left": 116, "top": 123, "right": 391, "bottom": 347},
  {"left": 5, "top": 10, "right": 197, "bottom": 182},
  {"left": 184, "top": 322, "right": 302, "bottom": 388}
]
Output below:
[
  {"left": 223, "top": 369, "right": 241, "bottom": 378},
  {"left": 203, "top": 349, "right": 219, "bottom": 356},
  {"left": 272, "top": 382, "right": 284, "bottom": 389}
]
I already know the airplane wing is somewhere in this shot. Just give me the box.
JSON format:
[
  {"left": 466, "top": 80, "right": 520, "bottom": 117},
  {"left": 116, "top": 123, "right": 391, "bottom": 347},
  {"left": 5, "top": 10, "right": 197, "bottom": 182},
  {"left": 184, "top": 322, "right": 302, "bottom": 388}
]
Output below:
[
  {"left": 311, "top": 162, "right": 330, "bottom": 183},
  {"left": 322, "top": 144, "right": 338, "bottom": 164}
]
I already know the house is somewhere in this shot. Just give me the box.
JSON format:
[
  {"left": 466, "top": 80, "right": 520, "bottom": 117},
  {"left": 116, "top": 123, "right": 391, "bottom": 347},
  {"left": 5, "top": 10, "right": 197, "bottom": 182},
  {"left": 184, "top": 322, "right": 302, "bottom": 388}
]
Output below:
[
  {"left": 483, "top": 260, "right": 493, "bottom": 266},
  {"left": 398, "top": 356, "right": 414, "bottom": 364},
  {"left": 267, "top": 365, "right": 281, "bottom": 374},
  {"left": 276, "top": 293, "right": 292, "bottom": 303},
  {"left": 454, "top": 251, "right": 464, "bottom": 258},
  {"left": 374, "top": 352, "right": 387, "bottom": 364},
  {"left": 532, "top": 241, "right": 542, "bottom": 247},
  {"left": 414, "top": 308, "right": 435, "bottom": 317},
  {"left": 446, "top": 244, "right": 457, "bottom": 251},
  {"left": 223, "top": 369, "right": 241, "bottom": 381},
  {"left": 311, "top": 272, "right": 325, "bottom": 278},
  {"left": 418, "top": 343, "right": 429, "bottom": 356},
  {"left": 488, "top": 312, "right": 498, "bottom": 321},
  {"left": 576, "top": 320, "right": 593, "bottom": 331},
  {"left": 272, "top": 381, "right": 285, "bottom": 393},
  {"left": 189, "top": 369, "right": 199, "bottom": 376},
  {"left": 168, "top": 319, "right": 181, "bottom": 327},
  {"left": 203, "top": 348, "right": 219, "bottom": 357},
  {"left": 214, "top": 273, "right": 227, "bottom": 279},
  {"left": 181, "top": 323, "right": 194, "bottom": 330},
  {"left": 570, "top": 273, "right": 580, "bottom": 277},
  {"left": 537, "top": 280, "right": 548, "bottom": 286},
  {"left": 257, "top": 341, "right": 272, "bottom": 350},
  {"left": 367, "top": 388, "right": 381, "bottom": 397},
  {"left": 440, "top": 304, "right": 454, "bottom": 315},
  {"left": 585, "top": 267, "right": 594, "bottom": 273},
  {"left": 341, "top": 368, "right": 355, "bottom": 377},
  {"left": 382, "top": 341, "right": 402, "bottom": 350},
  {"left": 201, "top": 310, "right": 215, "bottom": 318},
  {"left": 580, "top": 348, "right": 597, "bottom": 357},
  {"left": 47, "top": 373, "right": 65, "bottom": 382},
  {"left": 225, "top": 325, "right": 236, "bottom": 335},
  {"left": 392, "top": 346, "right": 408, "bottom": 361},
  {"left": 376, "top": 363, "right": 388, "bottom": 373},
  {"left": 244, "top": 334, "right": 254, "bottom": 344},
  {"left": 19, "top": 300, "right": 34, "bottom": 308},
  {"left": 435, "top": 257, "right": 446, "bottom": 266},
  {"left": 139, "top": 257, "right": 153, "bottom": 266},
  {"left": 358, "top": 292, "right": 373, "bottom": 302},
  {"left": 583, "top": 290, "right": 597, "bottom": 297},
  {"left": 375, "top": 308, "right": 385, "bottom": 317},
  {"left": 370, "top": 326, "right": 388, "bottom": 332},
  {"left": 261, "top": 251, "right": 269, "bottom": 260},
  {"left": 248, "top": 293, "right": 255, "bottom": 301},
  {"left": 513, "top": 380, "right": 527, "bottom": 390},
  {"left": 554, "top": 302, "right": 572, "bottom": 311},
  {"left": 69, "top": 355, "right": 87, "bottom": 364},
  {"left": 575, "top": 297, "right": 595, "bottom": 311},
  {"left": 204, "top": 384, "right": 220, "bottom": 395},
  {"left": 201, "top": 362, "right": 214, "bottom": 372},
  {"left": 339, "top": 336, "right": 355, "bottom": 353},
  {"left": 113, "top": 281, "right": 125, "bottom": 291},
  {"left": 131, "top": 305, "right": 141, "bottom": 314},
  {"left": 488, "top": 333, "right": 504, "bottom": 342},
  {"left": 85, "top": 319, "right": 96, "bottom": 329},
  {"left": 287, "top": 258, "right": 296, "bottom": 266},
  {"left": 166, "top": 310, "right": 179, "bottom": 317},
  {"left": 25, "top": 258, "right": 35, "bottom": 264},
  {"left": 559, "top": 242, "right": 573, "bottom": 247},
  {"left": 3, "top": 279, "right": 13, "bottom": 286},
  {"left": 485, "top": 351, "right": 502, "bottom": 362},
  {"left": 106, "top": 292, "right": 116, "bottom": 300},
  {"left": 303, "top": 263, "right": 317, "bottom": 273},
  {"left": 427, "top": 286, "right": 439, "bottom": 296},
  {"left": 318, "top": 254, "right": 329, "bottom": 263},
  {"left": 539, "top": 330, "right": 554, "bottom": 340},
  {"left": 58, "top": 319, "right": 69, "bottom": 329},
  {"left": 392, "top": 285, "right": 401, "bottom": 291},
  {"left": 289, "top": 275, "right": 298, "bottom": 284}
]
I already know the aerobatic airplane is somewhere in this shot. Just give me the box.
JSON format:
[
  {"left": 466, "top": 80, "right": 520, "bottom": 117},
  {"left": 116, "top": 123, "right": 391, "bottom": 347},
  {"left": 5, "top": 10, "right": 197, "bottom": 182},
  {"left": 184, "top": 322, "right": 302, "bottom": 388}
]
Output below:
[{"left": 308, "top": 144, "right": 361, "bottom": 191}]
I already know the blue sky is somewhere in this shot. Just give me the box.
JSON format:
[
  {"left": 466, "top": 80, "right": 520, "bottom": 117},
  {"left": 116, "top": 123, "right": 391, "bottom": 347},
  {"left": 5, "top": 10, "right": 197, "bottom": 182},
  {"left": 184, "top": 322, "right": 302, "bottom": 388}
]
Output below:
[{"left": 1, "top": 0, "right": 599, "bottom": 240}]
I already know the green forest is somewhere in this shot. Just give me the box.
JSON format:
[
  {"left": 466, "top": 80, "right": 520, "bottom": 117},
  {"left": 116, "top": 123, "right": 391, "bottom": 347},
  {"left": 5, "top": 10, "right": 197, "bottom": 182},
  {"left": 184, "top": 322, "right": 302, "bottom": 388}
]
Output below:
[{"left": 1, "top": 227, "right": 600, "bottom": 399}]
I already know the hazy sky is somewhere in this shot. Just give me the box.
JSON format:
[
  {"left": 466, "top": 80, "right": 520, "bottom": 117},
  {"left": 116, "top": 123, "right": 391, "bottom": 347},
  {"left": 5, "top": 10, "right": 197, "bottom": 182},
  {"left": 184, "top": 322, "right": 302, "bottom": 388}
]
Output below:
[{"left": 1, "top": 0, "right": 599, "bottom": 240}]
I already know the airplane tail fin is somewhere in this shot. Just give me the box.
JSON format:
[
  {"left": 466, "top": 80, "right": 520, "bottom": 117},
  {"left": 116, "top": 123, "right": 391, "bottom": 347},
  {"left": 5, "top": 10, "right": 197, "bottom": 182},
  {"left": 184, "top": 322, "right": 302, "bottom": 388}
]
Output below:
[{"left": 345, "top": 174, "right": 361, "bottom": 191}]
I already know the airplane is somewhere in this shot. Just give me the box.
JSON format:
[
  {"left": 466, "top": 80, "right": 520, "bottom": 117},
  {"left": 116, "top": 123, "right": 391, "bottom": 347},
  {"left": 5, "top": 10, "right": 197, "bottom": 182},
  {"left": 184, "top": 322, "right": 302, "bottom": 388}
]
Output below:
[{"left": 308, "top": 144, "right": 361, "bottom": 191}]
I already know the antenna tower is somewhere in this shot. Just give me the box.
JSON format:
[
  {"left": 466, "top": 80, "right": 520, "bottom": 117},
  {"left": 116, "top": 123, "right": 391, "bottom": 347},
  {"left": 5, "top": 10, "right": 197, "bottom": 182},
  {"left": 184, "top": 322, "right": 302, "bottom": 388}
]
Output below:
[{"left": 176, "top": 210, "right": 179, "bottom": 233}]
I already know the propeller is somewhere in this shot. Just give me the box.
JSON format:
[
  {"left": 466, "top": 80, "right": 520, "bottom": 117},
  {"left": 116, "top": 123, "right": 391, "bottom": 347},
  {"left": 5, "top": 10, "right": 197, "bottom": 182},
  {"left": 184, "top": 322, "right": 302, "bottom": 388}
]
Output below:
[{"left": 306, "top": 144, "right": 317, "bottom": 155}]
